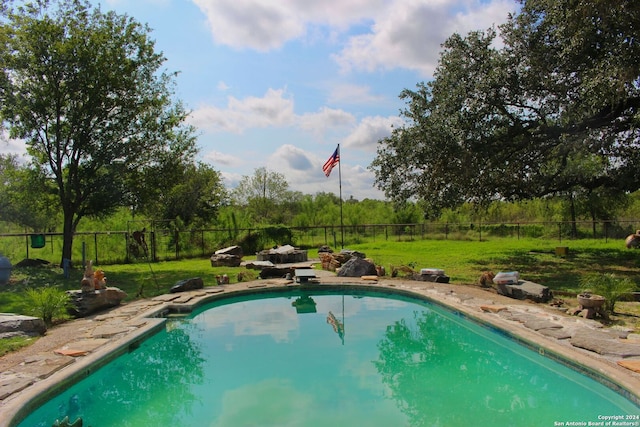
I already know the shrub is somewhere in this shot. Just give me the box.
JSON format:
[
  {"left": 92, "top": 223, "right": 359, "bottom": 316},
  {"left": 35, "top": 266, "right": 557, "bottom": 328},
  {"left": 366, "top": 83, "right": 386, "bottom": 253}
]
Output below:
[
  {"left": 25, "top": 286, "right": 71, "bottom": 325},
  {"left": 579, "top": 273, "right": 637, "bottom": 314}
]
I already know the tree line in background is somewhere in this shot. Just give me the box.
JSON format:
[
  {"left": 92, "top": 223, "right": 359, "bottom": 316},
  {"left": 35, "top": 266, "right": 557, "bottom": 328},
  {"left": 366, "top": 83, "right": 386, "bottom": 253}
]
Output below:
[{"left": 1, "top": 0, "right": 639, "bottom": 265}]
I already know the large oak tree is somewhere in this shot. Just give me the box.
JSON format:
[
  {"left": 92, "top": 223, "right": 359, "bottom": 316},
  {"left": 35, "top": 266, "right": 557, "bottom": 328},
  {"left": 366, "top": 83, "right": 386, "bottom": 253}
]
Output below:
[
  {"left": 1, "top": 0, "right": 199, "bottom": 264},
  {"left": 370, "top": 0, "right": 640, "bottom": 219}
]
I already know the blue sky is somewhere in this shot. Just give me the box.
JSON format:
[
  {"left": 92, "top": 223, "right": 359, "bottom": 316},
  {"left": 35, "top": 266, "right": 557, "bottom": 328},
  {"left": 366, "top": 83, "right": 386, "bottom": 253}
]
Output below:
[{"left": 1, "top": 0, "right": 517, "bottom": 200}]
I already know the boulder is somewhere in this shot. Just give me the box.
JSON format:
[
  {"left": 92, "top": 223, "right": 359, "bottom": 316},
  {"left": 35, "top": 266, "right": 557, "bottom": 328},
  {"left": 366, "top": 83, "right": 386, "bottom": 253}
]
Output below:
[
  {"left": 625, "top": 232, "right": 640, "bottom": 249},
  {"left": 337, "top": 257, "right": 377, "bottom": 277},
  {"left": 495, "top": 280, "right": 552, "bottom": 303},
  {"left": 210, "top": 253, "right": 242, "bottom": 267},
  {"left": 170, "top": 277, "right": 204, "bottom": 293},
  {"left": 259, "top": 266, "right": 294, "bottom": 279},
  {"left": 414, "top": 273, "right": 450, "bottom": 283},
  {"left": 256, "top": 245, "right": 308, "bottom": 264},
  {"left": 67, "top": 287, "right": 127, "bottom": 317},
  {"left": 215, "top": 245, "right": 244, "bottom": 257},
  {"left": 0, "top": 314, "right": 47, "bottom": 338}
]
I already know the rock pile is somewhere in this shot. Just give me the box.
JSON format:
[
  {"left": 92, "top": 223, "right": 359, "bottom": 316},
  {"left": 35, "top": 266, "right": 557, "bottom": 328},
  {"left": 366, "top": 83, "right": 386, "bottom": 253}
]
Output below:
[{"left": 210, "top": 245, "right": 243, "bottom": 267}]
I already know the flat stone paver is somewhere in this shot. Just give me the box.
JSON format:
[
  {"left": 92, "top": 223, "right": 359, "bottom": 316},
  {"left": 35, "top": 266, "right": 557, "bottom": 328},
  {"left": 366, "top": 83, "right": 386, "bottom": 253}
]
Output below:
[
  {"left": 172, "top": 295, "right": 195, "bottom": 303},
  {"left": 523, "top": 319, "right": 563, "bottom": 331},
  {"left": 571, "top": 329, "right": 640, "bottom": 357},
  {"left": 16, "top": 355, "right": 74, "bottom": 379},
  {"left": 0, "top": 375, "right": 33, "bottom": 400},
  {"left": 90, "top": 324, "right": 135, "bottom": 338},
  {"left": 618, "top": 359, "right": 640, "bottom": 373},
  {"left": 538, "top": 328, "right": 572, "bottom": 339},
  {"left": 55, "top": 338, "right": 110, "bottom": 355},
  {"left": 480, "top": 305, "right": 508, "bottom": 313}
]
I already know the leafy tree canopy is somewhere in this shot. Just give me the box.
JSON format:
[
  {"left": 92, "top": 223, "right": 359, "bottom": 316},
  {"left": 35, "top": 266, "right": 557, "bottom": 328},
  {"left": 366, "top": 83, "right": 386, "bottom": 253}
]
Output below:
[
  {"left": 0, "top": 0, "right": 200, "bottom": 263},
  {"left": 370, "top": 0, "right": 640, "bottom": 218},
  {"left": 232, "top": 167, "right": 292, "bottom": 223},
  {"left": 0, "top": 153, "right": 59, "bottom": 230}
]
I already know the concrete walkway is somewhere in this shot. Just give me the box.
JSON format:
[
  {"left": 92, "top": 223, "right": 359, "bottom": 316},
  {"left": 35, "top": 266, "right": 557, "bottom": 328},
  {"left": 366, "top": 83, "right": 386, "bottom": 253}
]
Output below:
[{"left": 1, "top": 273, "right": 639, "bottom": 426}]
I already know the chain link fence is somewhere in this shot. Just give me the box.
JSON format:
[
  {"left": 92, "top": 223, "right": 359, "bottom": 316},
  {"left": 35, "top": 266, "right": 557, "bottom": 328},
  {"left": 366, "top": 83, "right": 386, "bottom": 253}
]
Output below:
[{"left": 1, "top": 220, "right": 638, "bottom": 266}]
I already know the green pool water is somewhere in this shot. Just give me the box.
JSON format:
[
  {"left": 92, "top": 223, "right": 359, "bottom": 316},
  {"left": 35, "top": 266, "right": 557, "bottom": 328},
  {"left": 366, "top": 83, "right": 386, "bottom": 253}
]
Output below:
[{"left": 17, "top": 290, "right": 640, "bottom": 427}]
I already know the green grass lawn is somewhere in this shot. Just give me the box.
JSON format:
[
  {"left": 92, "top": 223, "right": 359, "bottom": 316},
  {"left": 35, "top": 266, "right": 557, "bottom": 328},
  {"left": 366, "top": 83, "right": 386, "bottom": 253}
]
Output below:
[
  {"left": 348, "top": 238, "right": 640, "bottom": 292},
  {"left": 1, "top": 237, "right": 639, "bottom": 354},
  {"left": 3, "top": 238, "right": 639, "bottom": 310},
  {"left": 2, "top": 237, "right": 638, "bottom": 316}
]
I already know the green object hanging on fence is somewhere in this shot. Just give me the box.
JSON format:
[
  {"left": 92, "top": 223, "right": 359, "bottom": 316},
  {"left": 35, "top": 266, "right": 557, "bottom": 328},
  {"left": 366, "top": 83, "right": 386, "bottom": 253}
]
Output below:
[{"left": 30, "top": 234, "right": 45, "bottom": 249}]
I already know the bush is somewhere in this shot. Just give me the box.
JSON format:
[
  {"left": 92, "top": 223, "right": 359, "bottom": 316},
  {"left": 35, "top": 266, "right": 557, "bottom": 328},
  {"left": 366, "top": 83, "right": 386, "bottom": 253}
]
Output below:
[
  {"left": 25, "top": 286, "right": 71, "bottom": 325},
  {"left": 579, "top": 273, "right": 637, "bottom": 314}
]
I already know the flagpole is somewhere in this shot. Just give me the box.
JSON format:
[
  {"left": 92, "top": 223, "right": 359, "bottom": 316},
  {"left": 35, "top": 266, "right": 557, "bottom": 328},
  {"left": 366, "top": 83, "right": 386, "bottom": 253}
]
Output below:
[{"left": 338, "top": 144, "right": 344, "bottom": 248}]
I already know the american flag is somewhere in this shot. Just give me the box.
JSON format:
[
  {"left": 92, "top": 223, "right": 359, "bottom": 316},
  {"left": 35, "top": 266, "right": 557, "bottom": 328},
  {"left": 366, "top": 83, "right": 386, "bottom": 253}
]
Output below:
[{"left": 323, "top": 146, "right": 340, "bottom": 177}]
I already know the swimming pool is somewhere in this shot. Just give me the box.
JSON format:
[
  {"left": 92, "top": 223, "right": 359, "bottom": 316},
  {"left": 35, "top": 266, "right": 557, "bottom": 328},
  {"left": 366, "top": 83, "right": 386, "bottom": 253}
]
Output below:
[{"left": 17, "top": 290, "right": 640, "bottom": 426}]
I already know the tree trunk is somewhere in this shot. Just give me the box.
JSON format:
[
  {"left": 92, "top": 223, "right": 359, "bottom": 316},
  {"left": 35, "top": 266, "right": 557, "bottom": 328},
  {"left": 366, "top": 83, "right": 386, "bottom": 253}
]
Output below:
[
  {"left": 569, "top": 193, "right": 578, "bottom": 238},
  {"left": 61, "top": 209, "right": 75, "bottom": 268},
  {"left": 590, "top": 207, "right": 597, "bottom": 238}
]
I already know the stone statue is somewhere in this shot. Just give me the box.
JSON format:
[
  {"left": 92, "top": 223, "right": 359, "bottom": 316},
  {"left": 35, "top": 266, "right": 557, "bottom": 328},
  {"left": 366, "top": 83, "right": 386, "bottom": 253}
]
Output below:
[{"left": 80, "top": 261, "right": 107, "bottom": 292}]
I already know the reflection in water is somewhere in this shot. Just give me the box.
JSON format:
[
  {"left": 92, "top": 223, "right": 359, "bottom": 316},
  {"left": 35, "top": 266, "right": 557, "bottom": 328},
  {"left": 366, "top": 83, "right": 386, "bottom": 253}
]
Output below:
[
  {"left": 291, "top": 295, "right": 317, "bottom": 313},
  {"left": 373, "top": 308, "right": 625, "bottom": 426},
  {"left": 18, "top": 292, "right": 638, "bottom": 427}
]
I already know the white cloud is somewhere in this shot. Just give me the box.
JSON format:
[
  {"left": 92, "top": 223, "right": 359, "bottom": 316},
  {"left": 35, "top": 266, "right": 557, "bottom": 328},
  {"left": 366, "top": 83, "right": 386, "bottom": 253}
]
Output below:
[
  {"left": 191, "top": 0, "right": 387, "bottom": 51},
  {"left": 0, "top": 133, "right": 28, "bottom": 160},
  {"left": 269, "top": 148, "right": 383, "bottom": 200},
  {"left": 192, "top": 0, "right": 513, "bottom": 76},
  {"left": 274, "top": 144, "right": 313, "bottom": 171},
  {"left": 189, "top": 88, "right": 295, "bottom": 133},
  {"left": 298, "top": 107, "right": 356, "bottom": 135},
  {"left": 333, "top": 0, "right": 515, "bottom": 76},
  {"left": 190, "top": 89, "right": 357, "bottom": 138},
  {"left": 343, "top": 115, "right": 404, "bottom": 152},
  {"left": 327, "top": 84, "right": 385, "bottom": 105},
  {"left": 202, "top": 150, "right": 241, "bottom": 166}
]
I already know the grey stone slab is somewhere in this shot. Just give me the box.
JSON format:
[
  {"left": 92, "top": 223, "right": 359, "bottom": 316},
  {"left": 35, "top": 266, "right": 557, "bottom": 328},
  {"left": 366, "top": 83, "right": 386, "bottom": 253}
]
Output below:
[
  {"left": 57, "top": 338, "right": 110, "bottom": 353},
  {"left": 495, "top": 280, "right": 552, "bottom": 302},
  {"left": 125, "top": 318, "right": 148, "bottom": 327},
  {"left": 523, "top": 319, "right": 563, "bottom": 331},
  {"left": 570, "top": 329, "right": 640, "bottom": 357},
  {"left": 91, "top": 324, "right": 134, "bottom": 338},
  {"left": 18, "top": 355, "right": 75, "bottom": 379},
  {"left": 0, "top": 314, "right": 46, "bottom": 336},
  {"left": 172, "top": 295, "right": 194, "bottom": 304},
  {"left": 508, "top": 313, "right": 540, "bottom": 324},
  {"left": 538, "top": 328, "right": 572, "bottom": 340},
  {"left": 0, "top": 374, "right": 33, "bottom": 400},
  {"left": 152, "top": 294, "right": 182, "bottom": 302}
]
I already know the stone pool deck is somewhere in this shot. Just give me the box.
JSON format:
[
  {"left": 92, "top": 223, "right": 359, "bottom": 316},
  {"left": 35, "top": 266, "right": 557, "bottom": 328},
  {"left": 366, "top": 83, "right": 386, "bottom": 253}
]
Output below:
[{"left": 1, "top": 272, "right": 640, "bottom": 425}]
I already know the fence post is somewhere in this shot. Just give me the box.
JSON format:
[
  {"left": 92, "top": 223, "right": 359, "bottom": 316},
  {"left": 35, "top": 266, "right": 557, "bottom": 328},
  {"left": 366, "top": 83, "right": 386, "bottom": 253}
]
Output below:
[
  {"left": 151, "top": 231, "right": 156, "bottom": 262},
  {"left": 94, "top": 233, "right": 99, "bottom": 265},
  {"left": 558, "top": 223, "right": 562, "bottom": 242},
  {"left": 175, "top": 229, "right": 179, "bottom": 260}
]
